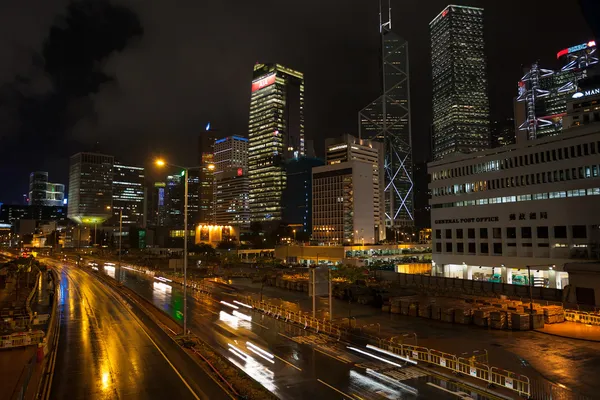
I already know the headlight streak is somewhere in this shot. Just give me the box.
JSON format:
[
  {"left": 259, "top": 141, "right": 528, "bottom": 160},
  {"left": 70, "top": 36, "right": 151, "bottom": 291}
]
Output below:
[
  {"left": 365, "top": 369, "right": 419, "bottom": 395},
  {"left": 246, "top": 342, "right": 275, "bottom": 364},
  {"left": 365, "top": 344, "right": 418, "bottom": 365},
  {"left": 220, "top": 300, "right": 239, "bottom": 309},
  {"left": 232, "top": 310, "right": 252, "bottom": 321},
  {"left": 346, "top": 346, "right": 404, "bottom": 368},
  {"left": 233, "top": 300, "right": 253, "bottom": 309}
]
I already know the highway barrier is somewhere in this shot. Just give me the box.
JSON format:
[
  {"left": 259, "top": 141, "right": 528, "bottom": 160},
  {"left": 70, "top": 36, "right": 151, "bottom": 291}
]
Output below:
[
  {"left": 0, "top": 330, "right": 45, "bottom": 349},
  {"left": 564, "top": 310, "right": 600, "bottom": 326},
  {"left": 243, "top": 296, "right": 531, "bottom": 398}
]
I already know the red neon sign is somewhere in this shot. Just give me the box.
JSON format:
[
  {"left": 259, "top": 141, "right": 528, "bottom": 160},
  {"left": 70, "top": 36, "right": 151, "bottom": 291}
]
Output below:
[
  {"left": 442, "top": 9, "right": 448, "bottom": 17},
  {"left": 237, "top": 168, "right": 243, "bottom": 176},
  {"left": 251, "top": 74, "right": 276, "bottom": 92}
]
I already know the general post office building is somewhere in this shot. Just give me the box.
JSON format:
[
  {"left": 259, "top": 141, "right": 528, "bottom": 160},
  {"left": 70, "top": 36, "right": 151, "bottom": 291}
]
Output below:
[{"left": 428, "top": 123, "right": 600, "bottom": 289}]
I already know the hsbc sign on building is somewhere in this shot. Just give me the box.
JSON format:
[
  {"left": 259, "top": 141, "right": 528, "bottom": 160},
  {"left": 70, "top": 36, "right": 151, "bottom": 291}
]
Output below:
[{"left": 251, "top": 73, "right": 276, "bottom": 93}]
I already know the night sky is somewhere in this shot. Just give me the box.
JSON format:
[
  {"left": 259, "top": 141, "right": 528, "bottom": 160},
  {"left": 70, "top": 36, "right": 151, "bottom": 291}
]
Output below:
[{"left": 0, "top": 0, "right": 591, "bottom": 204}]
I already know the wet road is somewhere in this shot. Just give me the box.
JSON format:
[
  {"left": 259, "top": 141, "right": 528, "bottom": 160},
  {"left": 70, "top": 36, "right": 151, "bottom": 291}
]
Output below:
[
  {"left": 112, "top": 266, "right": 493, "bottom": 400},
  {"left": 48, "top": 262, "right": 224, "bottom": 400}
]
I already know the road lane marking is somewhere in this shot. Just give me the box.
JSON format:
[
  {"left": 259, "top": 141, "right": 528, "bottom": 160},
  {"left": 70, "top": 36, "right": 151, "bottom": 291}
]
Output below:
[
  {"left": 426, "top": 382, "right": 473, "bottom": 398},
  {"left": 314, "top": 347, "right": 351, "bottom": 364},
  {"left": 81, "top": 265, "right": 205, "bottom": 400},
  {"left": 317, "top": 379, "right": 354, "bottom": 399}
]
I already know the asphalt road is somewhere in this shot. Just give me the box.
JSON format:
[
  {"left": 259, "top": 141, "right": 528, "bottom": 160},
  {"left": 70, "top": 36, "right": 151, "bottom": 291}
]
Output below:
[
  {"left": 111, "top": 266, "right": 493, "bottom": 400},
  {"left": 48, "top": 261, "right": 228, "bottom": 400}
]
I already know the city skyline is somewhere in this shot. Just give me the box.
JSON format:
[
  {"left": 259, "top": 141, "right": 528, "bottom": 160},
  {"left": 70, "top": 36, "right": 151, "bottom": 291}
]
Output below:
[{"left": 0, "top": 0, "right": 591, "bottom": 204}]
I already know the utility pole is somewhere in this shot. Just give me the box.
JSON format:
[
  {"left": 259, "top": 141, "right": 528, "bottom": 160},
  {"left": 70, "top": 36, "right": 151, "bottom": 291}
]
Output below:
[
  {"left": 118, "top": 209, "right": 123, "bottom": 280},
  {"left": 527, "top": 265, "right": 533, "bottom": 329},
  {"left": 329, "top": 267, "right": 333, "bottom": 322},
  {"left": 183, "top": 168, "right": 189, "bottom": 335}
]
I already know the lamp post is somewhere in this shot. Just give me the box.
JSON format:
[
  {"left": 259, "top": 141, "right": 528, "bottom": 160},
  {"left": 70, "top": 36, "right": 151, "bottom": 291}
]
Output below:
[
  {"left": 106, "top": 206, "right": 122, "bottom": 278},
  {"left": 156, "top": 159, "right": 210, "bottom": 335}
]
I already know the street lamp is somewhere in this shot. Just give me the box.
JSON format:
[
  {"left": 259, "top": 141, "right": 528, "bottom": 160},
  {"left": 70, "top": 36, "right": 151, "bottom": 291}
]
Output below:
[
  {"left": 292, "top": 229, "right": 296, "bottom": 241},
  {"left": 106, "top": 206, "right": 123, "bottom": 277},
  {"left": 155, "top": 158, "right": 206, "bottom": 335}
]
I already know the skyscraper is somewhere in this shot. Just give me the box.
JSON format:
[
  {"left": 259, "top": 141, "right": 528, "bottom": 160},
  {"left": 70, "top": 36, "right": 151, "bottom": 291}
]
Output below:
[
  {"left": 112, "top": 163, "right": 145, "bottom": 227},
  {"left": 359, "top": 2, "right": 413, "bottom": 231},
  {"left": 199, "top": 123, "right": 217, "bottom": 224},
  {"left": 516, "top": 41, "right": 597, "bottom": 140},
  {"left": 491, "top": 118, "right": 516, "bottom": 148},
  {"left": 213, "top": 136, "right": 249, "bottom": 177},
  {"left": 214, "top": 136, "right": 250, "bottom": 227},
  {"left": 430, "top": 4, "right": 490, "bottom": 160},
  {"left": 312, "top": 161, "right": 375, "bottom": 245},
  {"left": 67, "top": 152, "right": 113, "bottom": 225},
  {"left": 325, "top": 134, "right": 384, "bottom": 241},
  {"left": 282, "top": 157, "right": 324, "bottom": 234},
  {"left": 147, "top": 182, "right": 167, "bottom": 227},
  {"left": 165, "top": 174, "right": 183, "bottom": 227},
  {"left": 248, "top": 63, "right": 304, "bottom": 225},
  {"left": 28, "top": 171, "right": 64, "bottom": 207}
]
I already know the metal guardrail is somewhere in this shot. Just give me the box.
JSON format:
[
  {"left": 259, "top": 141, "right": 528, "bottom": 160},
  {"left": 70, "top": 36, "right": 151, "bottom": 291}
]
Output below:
[
  {"left": 564, "top": 310, "right": 600, "bottom": 326},
  {"left": 242, "top": 295, "right": 531, "bottom": 398},
  {"left": 0, "top": 330, "right": 45, "bottom": 349}
]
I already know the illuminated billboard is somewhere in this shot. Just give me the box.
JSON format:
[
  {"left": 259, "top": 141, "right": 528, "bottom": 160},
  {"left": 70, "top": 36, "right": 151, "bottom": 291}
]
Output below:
[
  {"left": 557, "top": 41, "right": 596, "bottom": 59},
  {"left": 251, "top": 73, "right": 276, "bottom": 93}
]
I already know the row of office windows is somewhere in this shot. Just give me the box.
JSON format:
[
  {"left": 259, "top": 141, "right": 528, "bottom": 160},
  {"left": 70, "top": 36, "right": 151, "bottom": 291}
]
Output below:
[
  {"left": 434, "top": 241, "right": 565, "bottom": 254},
  {"left": 432, "top": 139, "right": 600, "bottom": 182},
  {"left": 432, "top": 187, "right": 600, "bottom": 209},
  {"left": 433, "top": 165, "right": 600, "bottom": 197},
  {"left": 435, "top": 225, "right": 588, "bottom": 241}
]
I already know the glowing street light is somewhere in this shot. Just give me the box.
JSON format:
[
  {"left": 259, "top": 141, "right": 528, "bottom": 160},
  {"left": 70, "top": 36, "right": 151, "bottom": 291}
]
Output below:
[{"left": 154, "top": 157, "right": 204, "bottom": 335}]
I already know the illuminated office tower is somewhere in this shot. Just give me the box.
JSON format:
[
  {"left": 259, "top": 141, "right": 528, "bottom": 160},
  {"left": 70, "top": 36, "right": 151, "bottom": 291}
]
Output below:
[
  {"left": 430, "top": 5, "right": 490, "bottom": 160},
  {"left": 28, "top": 171, "right": 64, "bottom": 207},
  {"left": 112, "top": 163, "right": 145, "bottom": 226},
  {"left": 359, "top": 2, "right": 413, "bottom": 230},
  {"left": 67, "top": 152, "right": 113, "bottom": 225},
  {"left": 325, "top": 134, "right": 385, "bottom": 241},
  {"left": 247, "top": 63, "right": 304, "bottom": 224},
  {"left": 214, "top": 136, "right": 250, "bottom": 227},
  {"left": 199, "top": 124, "right": 217, "bottom": 224}
]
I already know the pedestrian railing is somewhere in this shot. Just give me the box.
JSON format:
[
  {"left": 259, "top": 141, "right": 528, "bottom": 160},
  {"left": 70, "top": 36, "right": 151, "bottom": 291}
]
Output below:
[
  {"left": 0, "top": 330, "right": 45, "bottom": 349},
  {"left": 242, "top": 296, "right": 531, "bottom": 398},
  {"left": 564, "top": 310, "right": 600, "bottom": 326}
]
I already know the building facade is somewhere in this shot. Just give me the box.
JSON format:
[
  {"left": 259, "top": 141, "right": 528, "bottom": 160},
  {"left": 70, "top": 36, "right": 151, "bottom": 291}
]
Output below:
[
  {"left": 428, "top": 124, "right": 600, "bottom": 288},
  {"left": 248, "top": 63, "right": 304, "bottom": 225},
  {"left": 67, "top": 152, "right": 114, "bottom": 225},
  {"left": 491, "top": 118, "right": 516, "bottom": 148},
  {"left": 28, "top": 172, "right": 64, "bottom": 207},
  {"left": 359, "top": 6, "right": 413, "bottom": 229},
  {"left": 214, "top": 171, "right": 250, "bottom": 227},
  {"left": 213, "top": 135, "right": 250, "bottom": 228},
  {"left": 112, "top": 163, "right": 145, "bottom": 227},
  {"left": 213, "top": 136, "right": 248, "bottom": 178},
  {"left": 0, "top": 205, "right": 66, "bottom": 225},
  {"left": 147, "top": 182, "right": 167, "bottom": 227},
  {"left": 325, "top": 134, "right": 384, "bottom": 240},
  {"left": 430, "top": 5, "right": 490, "bottom": 160},
  {"left": 516, "top": 41, "right": 597, "bottom": 140},
  {"left": 282, "top": 157, "right": 324, "bottom": 233},
  {"left": 312, "top": 161, "right": 375, "bottom": 245},
  {"left": 199, "top": 125, "right": 217, "bottom": 224},
  {"left": 165, "top": 174, "right": 183, "bottom": 227}
]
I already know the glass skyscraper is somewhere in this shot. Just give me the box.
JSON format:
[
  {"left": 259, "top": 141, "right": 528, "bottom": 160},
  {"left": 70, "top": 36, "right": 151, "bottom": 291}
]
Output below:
[
  {"left": 28, "top": 171, "right": 64, "bottom": 207},
  {"left": 248, "top": 63, "right": 304, "bottom": 224},
  {"left": 430, "top": 5, "right": 490, "bottom": 160},
  {"left": 359, "top": 9, "right": 413, "bottom": 230},
  {"left": 112, "top": 163, "right": 145, "bottom": 226},
  {"left": 67, "top": 152, "right": 114, "bottom": 225}
]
